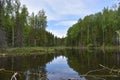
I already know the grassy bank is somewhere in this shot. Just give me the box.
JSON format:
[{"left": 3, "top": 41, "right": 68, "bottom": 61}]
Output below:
[
  {"left": 0, "top": 46, "right": 76, "bottom": 56},
  {"left": 0, "top": 46, "right": 120, "bottom": 57},
  {"left": 0, "top": 47, "right": 57, "bottom": 56}
]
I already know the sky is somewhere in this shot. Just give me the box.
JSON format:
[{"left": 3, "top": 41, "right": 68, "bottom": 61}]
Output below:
[{"left": 20, "top": 0, "right": 118, "bottom": 38}]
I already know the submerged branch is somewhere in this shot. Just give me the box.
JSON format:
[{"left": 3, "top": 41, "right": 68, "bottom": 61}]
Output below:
[
  {"left": 80, "top": 74, "right": 119, "bottom": 77},
  {"left": 99, "top": 64, "right": 120, "bottom": 74},
  {"left": 82, "top": 64, "right": 120, "bottom": 79},
  {"left": 85, "top": 68, "right": 105, "bottom": 75},
  {"left": 85, "top": 64, "right": 120, "bottom": 75},
  {"left": 0, "top": 68, "right": 47, "bottom": 79},
  {"left": 11, "top": 72, "right": 18, "bottom": 80}
]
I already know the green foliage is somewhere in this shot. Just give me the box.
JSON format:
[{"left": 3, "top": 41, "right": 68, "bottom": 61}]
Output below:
[
  {"left": 66, "top": 5, "right": 120, "bottom": 47},
  {"left": 0, "top": 0, "right": 62, "bottom": 48}
]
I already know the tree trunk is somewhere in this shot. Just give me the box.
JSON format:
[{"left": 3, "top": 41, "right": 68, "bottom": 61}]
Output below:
[
  {"left": 12, "top": 25, "right": 14, "bottom": 47},
  {"left": 0, "top": 28, "right": 7, "bottom": 48}
]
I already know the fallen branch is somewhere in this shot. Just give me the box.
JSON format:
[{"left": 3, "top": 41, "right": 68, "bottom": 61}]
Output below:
[
  {"left": 85, "top": 68, "right": 105, "bottom": 75},
  {"left": 99, "top": 64, "right": 120, "bottom": 74},
  {"left": 0, "top": 68, "right": 5, "bottom": 71},
  {"left": 0, "top": 68, "right": 47, "bottom": 79},
  {"left": 11, "top": 72, "right": 18, "bottom": 80},
  {"left": 82, "top": 64, "right": 120, "bottom": 80},
  {"left": 80, "top": 74, "right": 119, "bottom": 77}
]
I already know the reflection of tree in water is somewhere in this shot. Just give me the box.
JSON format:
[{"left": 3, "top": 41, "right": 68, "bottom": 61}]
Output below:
[
  {"left": 25, "top": 66, "right": 47, "bottom": 80},
  {"left": 0, "top": 49, "right": 120, "bottom": 80},
  {"left": 64, "top": 49, "right": 120, "bottom": 80},
  {"left": 0, "top": 53, "right": 61, "bottom": 80}
]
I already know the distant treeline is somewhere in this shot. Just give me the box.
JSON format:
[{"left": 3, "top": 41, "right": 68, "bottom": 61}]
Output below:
[
  {"left": 0, "top": 0, "right": 64, "bottom": 48},
  {"left": 66, "top": 3, "right": 120, "bottom": 47}
]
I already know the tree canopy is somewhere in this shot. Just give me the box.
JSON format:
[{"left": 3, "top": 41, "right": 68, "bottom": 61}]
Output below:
[
  {"left": 66, "top": 4, "right": 120, "bottom": 47},
  {"left": 0, "top": 0, "right": 62, "bottom": 48}
]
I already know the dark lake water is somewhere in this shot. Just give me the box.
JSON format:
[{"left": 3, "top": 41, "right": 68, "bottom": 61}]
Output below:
[{"left": 0, "top": 49, "right": 120, "bottom": 80}]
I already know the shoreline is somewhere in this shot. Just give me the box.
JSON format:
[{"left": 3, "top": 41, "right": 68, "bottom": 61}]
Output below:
[{"left": 0, "top": 46, "right": 119, "bottom": 57}]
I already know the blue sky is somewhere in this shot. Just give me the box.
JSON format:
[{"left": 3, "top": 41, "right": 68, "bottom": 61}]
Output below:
[{"left": 20, "top": 0, "right": 118, "bottom": 38}]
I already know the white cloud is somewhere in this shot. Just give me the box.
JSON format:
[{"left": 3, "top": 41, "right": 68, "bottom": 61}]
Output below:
[
  {"left": 44, "top": 0, "right": 85, "bottom": 15},
  {"left": 20, "top": 0, "right": 118, "bottom": 21},
  {"left": 20, "top": 0, "right": 118, "bottom": 37},
  {"left": 47, "top": 29, "right": 67, "bottom": 38},
  {"left": 47, "top": 20, "right": 77, "bottom": 38},
  {"left": 55, "top": 20, "right": 77, "bottom": 27},
  {"left": 20, "top": 0, "right": 102, "bottom": 21}
]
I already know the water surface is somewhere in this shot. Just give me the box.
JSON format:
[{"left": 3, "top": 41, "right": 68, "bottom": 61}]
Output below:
[{"left": 0, "top": 49, "right": 120, "bottom": 80}]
